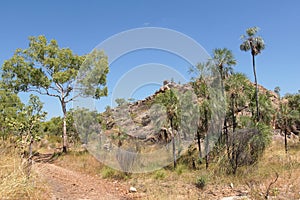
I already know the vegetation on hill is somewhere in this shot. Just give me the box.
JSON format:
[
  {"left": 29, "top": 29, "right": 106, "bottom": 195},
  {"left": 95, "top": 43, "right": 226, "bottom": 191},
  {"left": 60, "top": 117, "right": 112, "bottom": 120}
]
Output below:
[{"left": 0, "top": 27, "right": 300, "bottom": 199}]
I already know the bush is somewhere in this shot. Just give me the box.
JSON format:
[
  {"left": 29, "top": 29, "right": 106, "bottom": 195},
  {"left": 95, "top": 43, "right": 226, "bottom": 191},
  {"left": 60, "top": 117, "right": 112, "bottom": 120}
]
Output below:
[
  {"left": 153, "top": 170, "right": 166, "bottom": 180},
  {"left": 227, "top": 123, "right": 271, "bottom": 174},
  {"left": 175, "top": 164, "right": 187, "bottom": 175},
  {"left": 101, "top": 167, "right": 116, "bottom": 179},
  {"left": 101, "top": 166, "right": 130, "bottom": 180},
  {"left": 195, "top": 175, "right": 207, "bottom": 189}
]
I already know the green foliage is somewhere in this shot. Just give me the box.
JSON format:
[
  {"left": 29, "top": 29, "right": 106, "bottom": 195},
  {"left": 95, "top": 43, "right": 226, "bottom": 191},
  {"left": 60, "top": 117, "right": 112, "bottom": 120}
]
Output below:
[
  {"left": 115, "top": 98, "right": 127, "bottom": 106},
  {"left": 101, "top": 166, "right": 129, "bottom": 180},
  {"left": 212, "top": 48, "right": 237, "bottom": 79},
  {"left": 0, "top": 87, "right": 23, "bottom": 139},
  {"left": 42, "top": 110, "right": 79, "bottom": 143},
  {"left": 225, "top": 73, "right": 254, "bottom": 127},
  {"left": 42, "top": 117, "right": 62, "bottom": 136},
  {"left": 76, "top": 49, "right": 109, "bottom": 98},
  {"left": 73, "top": 108, "right": 99, "bottom": 145},
  {"left": 155, "top": 89, "right": 180, "bottom": 129},
  {"left": 2, "top": 35, "right": 109, "bottom": 152},
  {"left": 101, "top": 166, "right": 116, "bottom": 179},
  {"left": 240, "top": 27, "right": 265, "bottom": 55},
  {"left": 195, "top": 175, "right": 207, "bottom": 189},
  {"left": 240, "top": 26, "right": 265, "bottom": 122},
  {"left": 227, "top": 122, "right": 272, "bottom": 174},
  {"left": 8, "top": 95, "right": 46, "bottom": 155},
  {"left": 175, "top": 164, "right": 187, "bottom": 175},
  {"left": 153, "top": 170, "right": 166, "bottom": 180},
  {"left": 258, "top": 93, "right": 275, "bottom": 125}
]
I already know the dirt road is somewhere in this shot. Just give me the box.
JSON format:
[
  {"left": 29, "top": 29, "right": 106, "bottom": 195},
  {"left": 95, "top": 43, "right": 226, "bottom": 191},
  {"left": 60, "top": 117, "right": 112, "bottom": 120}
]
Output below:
[{"left": 34, "top": 162, "right": 130, "bottom": 200}]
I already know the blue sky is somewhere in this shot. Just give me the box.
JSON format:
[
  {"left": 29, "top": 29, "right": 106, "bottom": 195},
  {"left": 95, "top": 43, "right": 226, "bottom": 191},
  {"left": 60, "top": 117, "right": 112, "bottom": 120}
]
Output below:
[{"left": 1, "top": 0, "right": 299, "bottom": 119}]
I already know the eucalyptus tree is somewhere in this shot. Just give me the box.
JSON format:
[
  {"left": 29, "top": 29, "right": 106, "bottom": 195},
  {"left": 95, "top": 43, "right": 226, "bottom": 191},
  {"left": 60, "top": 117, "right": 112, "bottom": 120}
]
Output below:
[
  {"left": 2, "top": 35, "right": 109, "bottom": 153},
  {"left": 0, "top": 87, "right": 23, "bottom": 140},
  {"left": 240, "top": 27, "right": 265, "bottom": 122}
]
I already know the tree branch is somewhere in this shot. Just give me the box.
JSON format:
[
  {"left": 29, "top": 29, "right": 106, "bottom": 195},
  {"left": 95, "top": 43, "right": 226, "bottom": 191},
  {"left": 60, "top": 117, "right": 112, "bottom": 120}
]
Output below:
[
  {"left": 64, "top": 93, "right": 81, "bottom": 103},
  {"left": 27, "top": 88, "right": 60, "bottom": 98},
  {"left": 265, "top": 171, "right": 279, "bottom": 199}
]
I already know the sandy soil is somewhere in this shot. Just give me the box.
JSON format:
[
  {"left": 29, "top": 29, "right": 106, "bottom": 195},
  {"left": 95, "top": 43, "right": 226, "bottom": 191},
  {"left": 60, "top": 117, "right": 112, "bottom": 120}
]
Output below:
[{"left": 33, "top": 160, "right": 132, "bottom": 200}]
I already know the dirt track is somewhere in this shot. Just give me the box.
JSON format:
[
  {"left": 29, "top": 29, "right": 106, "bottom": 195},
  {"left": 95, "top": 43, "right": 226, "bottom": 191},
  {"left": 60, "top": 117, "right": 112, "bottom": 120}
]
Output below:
[{"left": 33, "top": 162, "right": 130, "bottom": 200}]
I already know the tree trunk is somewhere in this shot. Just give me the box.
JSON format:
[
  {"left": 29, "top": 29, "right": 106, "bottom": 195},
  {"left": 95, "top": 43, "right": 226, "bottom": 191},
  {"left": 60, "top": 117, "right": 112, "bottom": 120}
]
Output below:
[
  {"left": 197, "top": 130, "right": 202, "bottom": 160},
  {"left": 171, "top": 118, "right": 177, "bottom": 168},
  {"left": 205, "top": 140, "right": 209, "bottom": 170},
  {"left": 284, "top": 118, "right": 288, "bottom": 154},
  {"left": 284, "top": 128, "right": 288, "bottom": 154},
  {"left": 62, "top": 101, "right": 68, "bottom": 153},
  {"left": 204, "top": 108, "right": 209, "bottom": 170},
  {"left": 27, "top": 134, "right": 33, "bottom": 177},
  {"left": 220, "top": 68, "right": 225, "bottom": 145},
  {"left": 252, "top": 54, "right": 260, "bottom": 122},
  {"left": 231, "top": 94, "right": 236, "bottom": 133}
]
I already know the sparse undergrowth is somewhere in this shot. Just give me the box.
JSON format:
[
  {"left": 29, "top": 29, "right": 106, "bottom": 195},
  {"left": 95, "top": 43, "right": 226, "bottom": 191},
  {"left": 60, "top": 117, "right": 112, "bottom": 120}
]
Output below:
[
  {"left": 1, "top": 137, "right": 299, "bottom": 200},
  {"left": 0, "top": 144, "right": 48, "bottom": 199},
  {"left": 51, "top": 138, "right": 300, "bottom": 199}
]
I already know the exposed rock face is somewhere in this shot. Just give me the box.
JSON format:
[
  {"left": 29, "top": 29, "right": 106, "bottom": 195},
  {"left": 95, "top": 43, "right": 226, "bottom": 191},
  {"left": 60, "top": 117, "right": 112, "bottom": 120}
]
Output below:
[{"left": 100, "top": 80, "right": 299, "bottom": 153}]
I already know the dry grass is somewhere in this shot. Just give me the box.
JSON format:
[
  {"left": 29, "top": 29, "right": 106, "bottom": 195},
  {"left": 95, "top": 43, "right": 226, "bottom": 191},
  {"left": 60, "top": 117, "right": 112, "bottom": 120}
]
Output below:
[
  {"left": 42, "top": 138, "right": 300, "bottom": 199},
  {"left": 0, "top": 143, "right": 49, "bottom": 199}
]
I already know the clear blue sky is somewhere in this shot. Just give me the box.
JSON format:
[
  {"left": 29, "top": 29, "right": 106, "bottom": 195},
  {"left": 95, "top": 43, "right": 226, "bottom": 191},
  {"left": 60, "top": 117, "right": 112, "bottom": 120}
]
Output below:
[{"left": 1, "top": 0, "right": 299, "bottom": 119}]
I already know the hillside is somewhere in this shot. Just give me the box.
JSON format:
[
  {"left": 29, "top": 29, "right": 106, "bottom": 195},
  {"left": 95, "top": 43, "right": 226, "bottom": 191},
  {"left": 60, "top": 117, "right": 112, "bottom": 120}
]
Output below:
[{"left": 1, "top": 78, "right": 300, "bottom": 200}]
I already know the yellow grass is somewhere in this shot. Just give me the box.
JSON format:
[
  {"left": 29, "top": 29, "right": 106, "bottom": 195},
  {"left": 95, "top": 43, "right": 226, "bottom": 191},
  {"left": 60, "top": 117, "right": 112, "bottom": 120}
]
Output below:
[
  {"left": 53, "top": 139, "right": 300, "bottom": 199},
  {"left": 0, "top": 143, "right": 49, "bottom": 199}
]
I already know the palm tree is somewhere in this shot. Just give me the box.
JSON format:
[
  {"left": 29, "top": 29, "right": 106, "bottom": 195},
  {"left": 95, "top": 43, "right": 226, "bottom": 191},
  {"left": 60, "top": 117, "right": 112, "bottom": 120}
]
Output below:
[
  {"left": 225, "top": 73, "right": 251, "bottom": 132},
  {"left": 155, "top": 89, "right": 179, "bottom": 168},
  {"left": 277, "top": 92, "right": 300, "bottom": 151},
  {"left": 190, "top": 62, "right": 213, "bottom": 169},
  {"left": 212, "top": 48, "right": 237, "bottom": 80},
  {"left": 277, "top": 101, "right": 299, "bottom": 153},
  {"left": 212, "top": 48, "right": 237, "bottom": 145},
  {"left": 240, "top": 27, "right": 265, "bottom": 122}
]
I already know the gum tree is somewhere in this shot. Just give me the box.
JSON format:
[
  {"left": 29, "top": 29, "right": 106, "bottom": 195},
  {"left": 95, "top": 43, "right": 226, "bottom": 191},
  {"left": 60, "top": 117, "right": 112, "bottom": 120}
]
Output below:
[
  {"left": 0, "top": 86, "right": 23, "bottom": 141},
  {"left": 240, "top": 27, "right": 265, "bottom": 122},
  {"left": 2, "top": 35, "right": 109, "bottom": 153}
]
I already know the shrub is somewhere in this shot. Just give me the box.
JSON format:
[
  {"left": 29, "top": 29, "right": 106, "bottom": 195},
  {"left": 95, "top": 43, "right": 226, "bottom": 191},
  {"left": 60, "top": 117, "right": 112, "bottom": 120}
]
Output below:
[
  {"left": 153, "top": 170, "right": 166, "bottom": 180},
  {"left": 175, "top": 164, "right": 187, "bottom": 175},
  {"left": 195, "top": 175, "right": 207, "bottom": 189},
  {"left": 227, "top": 123, "right": 271, "bottom": 174},
  {"left": 101, "top": 167, "right": 116, "bottom": 179}
]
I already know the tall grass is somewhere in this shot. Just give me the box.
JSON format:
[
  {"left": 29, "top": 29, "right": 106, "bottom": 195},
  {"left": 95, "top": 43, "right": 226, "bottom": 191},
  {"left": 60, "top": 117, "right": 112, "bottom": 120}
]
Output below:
[{"left": 0, "top": 142, "right": 47, "bottom": 199}]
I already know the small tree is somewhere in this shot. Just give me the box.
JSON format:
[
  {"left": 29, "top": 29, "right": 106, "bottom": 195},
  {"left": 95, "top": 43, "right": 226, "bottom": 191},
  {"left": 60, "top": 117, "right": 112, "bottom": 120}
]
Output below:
[
  {"left": 9, "top": 95, "right": 46, "bottom": 175},
  {"left": 277, "top": 101, "right": 299, "bottom": 153},
  {"left": 190, "top": 62, "right": 213, "bottom": 169},
  {"left": 155, "top": 89, "right": 180, "bottom": 168},
  {"left": 0, "top": 86, "right": 23, "bottom": 141},
  {"left": 2, "top": 35, "right": 109, "bottom": 153},
  {"left": 240, "top": 27, "right": 265, "bottom": 122},
  {"left": 115, "top": 98, "right": 127, "bottom": 106},
  {"left": 212, "top": 48, "right": 236, "bottom": 148},
  {"left": 227, "top": 123, "right": 271, "bottom": 175}
]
